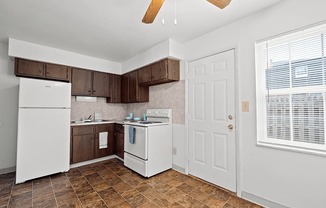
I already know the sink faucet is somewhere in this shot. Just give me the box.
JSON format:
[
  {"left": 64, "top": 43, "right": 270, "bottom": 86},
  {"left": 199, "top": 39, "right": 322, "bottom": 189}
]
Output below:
[{"left": 87, "top": 114, "right": 92, "bottom": 120}]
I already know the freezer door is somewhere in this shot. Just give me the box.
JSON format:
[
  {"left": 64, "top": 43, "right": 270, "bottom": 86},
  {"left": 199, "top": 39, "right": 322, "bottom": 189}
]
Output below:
[
  {"left": 19, "top": 78, "right": 71, "bottom": 108},
  {"left": 124, "top": 125, "right": 148, "bottom": 160},
  {"left": 16, "top": 108, "right": 70, "bottom": 184}
]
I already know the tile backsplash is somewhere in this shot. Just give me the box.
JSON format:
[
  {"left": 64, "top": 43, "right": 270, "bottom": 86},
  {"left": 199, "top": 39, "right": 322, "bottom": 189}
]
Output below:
[
  {"left": 71, "top": 97, "right": 127, "bottom": 121},
  {"left": 71, "top": 80, "right": 185, "bottom": 124},
  {"left": 127, "top": 80, "right": 185, "bottom": 125}
]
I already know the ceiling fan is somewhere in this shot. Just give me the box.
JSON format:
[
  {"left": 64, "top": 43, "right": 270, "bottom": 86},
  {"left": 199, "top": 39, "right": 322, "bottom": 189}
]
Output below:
[{"left": 142, "top": 0, "right": 232, "bottom": 24}]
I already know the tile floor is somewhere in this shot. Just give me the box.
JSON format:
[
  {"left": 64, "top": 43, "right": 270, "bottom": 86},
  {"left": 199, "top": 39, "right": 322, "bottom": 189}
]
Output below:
[{"left": 0, "top": 158, "right": 262, "bottom": 208}]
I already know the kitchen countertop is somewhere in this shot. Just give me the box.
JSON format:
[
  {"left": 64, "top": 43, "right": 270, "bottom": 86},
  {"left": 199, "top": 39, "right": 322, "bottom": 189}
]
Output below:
[{"left": 70, "top": 120, "right": 125, "bottom": 126}]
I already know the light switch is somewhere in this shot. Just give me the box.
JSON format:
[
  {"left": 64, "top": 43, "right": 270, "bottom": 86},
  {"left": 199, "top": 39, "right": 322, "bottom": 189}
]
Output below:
[
  {"left": 172, "top": 147, "right": 177, "bottom": 155},
  {"left": 242, "top": 101, "right": 249, "bottom": 112}
]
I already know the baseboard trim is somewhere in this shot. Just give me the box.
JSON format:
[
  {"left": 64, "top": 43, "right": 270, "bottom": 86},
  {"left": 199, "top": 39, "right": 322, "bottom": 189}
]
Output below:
[
  {"left": 114, "top": 156, "right": 124, "bottom": 162},
  {"left": 0, "top": 166, "right": 16, "bottom": 175},
  {"left": 242, "top": 191, "right": 289, "bottom": 208},
  {"left": 70, "top": 155, "right": 116, "bottom": 169},
  {"left": 172, "top": 164, "right": 186, "bottom": 174},
  {"left": 0, "top": 156, "right": 121, "bottom": 175}
]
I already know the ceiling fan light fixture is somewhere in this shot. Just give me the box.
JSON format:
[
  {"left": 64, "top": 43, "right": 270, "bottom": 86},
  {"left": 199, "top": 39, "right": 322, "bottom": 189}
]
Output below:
[
  {"left": 207, "top": 0, "right": 231, "bottom": 9},
  {"left": 142, "top": 0, "right": 165, "bottom": 24},
  {"left": 141, "top": 0, "right": 231, "bottom": 24}
]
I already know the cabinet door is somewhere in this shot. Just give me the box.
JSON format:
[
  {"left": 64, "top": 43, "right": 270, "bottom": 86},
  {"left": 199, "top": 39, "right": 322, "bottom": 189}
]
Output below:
[
  {"left": 93, "top": 71, "right": 110, "bottom": 97},
  {"left": 121, "top": 74, "right": 129, "bottom": 103},
  {"left": 95, "top": 131, "right": 114, "bottom": 158},
  {"left": 15, "top": 59, "right": 44, "bottom": 77},
  {"left": 167, "top": 59, "right": 180, "bottom": 80},
  {"left": 95, "top": 124, "right": 114, "bottom": 158},
  {"left": 45, "top": 63, "right": 71, "bottom": 81},
  {"left": 138, "top": 85, "right": 149, "bottom": 102},
  {"left": 138, "top": 65, "right": 152, "bottom": 84},
  {"left": 128, "top": 71, "right": 138, "bottom": 102},
  {"left": 115, "top": 132, "right": 124, "bottom": 159},
  {"left": 72, "top": 134, "right": 94, "bottom": 163},
  {"left": 112, "top": 74, "right": 121, "bottom": 103},
  {"left": 151, "top": 59, "right": 168, "bottom": 81},
  {"left": 71, "top": 68, "right": 92, "bottom": 96}
]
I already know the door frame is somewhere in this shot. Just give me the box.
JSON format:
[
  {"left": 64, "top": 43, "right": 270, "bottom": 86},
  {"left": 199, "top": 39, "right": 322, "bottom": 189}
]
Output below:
[{"left": 184, "top": 47, "right": 242, "bottom": 196}]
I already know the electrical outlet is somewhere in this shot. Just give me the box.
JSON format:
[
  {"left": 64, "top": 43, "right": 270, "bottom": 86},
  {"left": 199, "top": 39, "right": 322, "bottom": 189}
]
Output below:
[
  {"left": 242, "top": 101, "right": 249, "bottom": 112},
  {"left": 172, "top": 147, "right": 177, "bottom": 155}
]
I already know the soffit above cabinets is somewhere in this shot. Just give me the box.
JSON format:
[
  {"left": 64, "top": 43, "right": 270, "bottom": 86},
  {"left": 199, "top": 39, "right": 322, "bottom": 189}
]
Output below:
[{"left": 0, "top": 0, "right": 284, "bottom": 62}]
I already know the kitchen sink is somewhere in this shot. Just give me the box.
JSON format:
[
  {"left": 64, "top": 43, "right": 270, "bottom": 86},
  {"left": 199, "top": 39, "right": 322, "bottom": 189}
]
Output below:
[
  {"left": 71, "top": 119, "right": 113, "bottom": 124},
  {"left": 93, "top": 119, "right": 113, "bottom": 122}
]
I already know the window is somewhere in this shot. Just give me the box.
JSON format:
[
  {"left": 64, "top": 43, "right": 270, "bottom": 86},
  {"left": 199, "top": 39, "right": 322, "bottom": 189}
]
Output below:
[{"left": 256, "top": 23, "right": 326, "bottom": 154}]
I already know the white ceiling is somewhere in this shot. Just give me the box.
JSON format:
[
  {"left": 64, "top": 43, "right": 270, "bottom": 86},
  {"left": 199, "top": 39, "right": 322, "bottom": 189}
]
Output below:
[{"left": 0, "top": 0, "right": 283, "bottom": 62}]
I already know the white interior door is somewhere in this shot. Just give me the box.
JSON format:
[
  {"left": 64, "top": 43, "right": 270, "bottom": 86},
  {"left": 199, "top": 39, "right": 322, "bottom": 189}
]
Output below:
[{"left": 188, "top": 50, "right": 236, "bottom": 192}]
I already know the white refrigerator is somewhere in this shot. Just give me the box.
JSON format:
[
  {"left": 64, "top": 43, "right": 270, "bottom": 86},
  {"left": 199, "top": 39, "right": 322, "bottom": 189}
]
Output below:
[{"left": 16, "top": 78, "right": 71, "bottom": 184}]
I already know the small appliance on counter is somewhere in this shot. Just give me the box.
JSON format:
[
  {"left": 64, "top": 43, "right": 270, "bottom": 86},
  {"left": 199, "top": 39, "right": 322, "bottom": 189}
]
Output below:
[
  {"left": 123, "top": 109, "right": 172, "bottom": 177},
  {"left": 16, "top": 78, "right": 71, "bottom": 184}
]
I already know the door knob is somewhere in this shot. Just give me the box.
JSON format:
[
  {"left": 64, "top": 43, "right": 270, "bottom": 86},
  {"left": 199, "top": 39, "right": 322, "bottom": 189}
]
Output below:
[
  {"left": 228, "top": 124, "right": 234, "bottom": 130},
  {"left": 228, "top": 115, "right": 233, "bottom": 120}
]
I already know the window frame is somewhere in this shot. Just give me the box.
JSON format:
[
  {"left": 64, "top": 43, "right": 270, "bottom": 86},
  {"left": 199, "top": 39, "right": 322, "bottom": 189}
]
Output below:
[{"left": 255, "top": 24, "right": 326, "bottom": 155}]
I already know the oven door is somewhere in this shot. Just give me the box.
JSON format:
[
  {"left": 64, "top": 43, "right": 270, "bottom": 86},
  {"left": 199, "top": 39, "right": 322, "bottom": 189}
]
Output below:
[{"left": 124, "top": 125, "right": 148, "bottom": 160}]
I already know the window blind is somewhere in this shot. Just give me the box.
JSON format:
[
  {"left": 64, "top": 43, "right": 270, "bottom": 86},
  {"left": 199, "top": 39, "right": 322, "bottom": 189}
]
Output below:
[{"left": 256, "top": 23, "right": 326, "bottom": 152}]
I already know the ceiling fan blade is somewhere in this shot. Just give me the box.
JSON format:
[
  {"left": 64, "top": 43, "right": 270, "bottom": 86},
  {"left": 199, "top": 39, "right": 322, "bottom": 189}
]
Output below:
[
  {"left": 207, "top": 0, "right": 231, "bottom": 9},
  {"left": 142, "top": 0, "right": 165, "bottom": 24}
]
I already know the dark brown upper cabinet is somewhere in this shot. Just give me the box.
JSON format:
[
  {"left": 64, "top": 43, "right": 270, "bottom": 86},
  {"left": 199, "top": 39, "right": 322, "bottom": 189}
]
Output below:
[
  {"left": 45, "top": 63, "right": 71, "bottom": 81},
  {"left": 137, "top": 58, "right": 180, "bottom": 86},
  {"left": 121, "top": 74, "right": 129, "bottom": 103},
  {"left": 107, "top": 74, "right": 121, "bottom": 103},
  {"left": 121, "top": 71, "right": 149, "bottom": 103},
  {"left": 71, "top": 68, "right": 93, "bottom": 96},
  {"left": 15, "top": 59, "right": 44, "bottom": 77},
  {"left": 138, "top": 65, "right": 152, "bottom": 84},
  {"left": 151, "top": 58, "right": 180, "bottom": 85},
  {"left": 92, "top": 71, "right": 110, "bottom": 97},
  {"left": 71, "top": 68, "right": 110, "bottom": 97},
  {"left": 15, "top": 58, "right": 71, "bottom": 82}
]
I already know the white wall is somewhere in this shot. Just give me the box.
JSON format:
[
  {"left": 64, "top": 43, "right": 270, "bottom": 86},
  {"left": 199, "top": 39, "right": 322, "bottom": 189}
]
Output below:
[
  {"left": 184, "top": 0, "right": 326, "bottom": 207},
  {"left": 121, "top": 40, "right": 170, "bottom": 73},
  {"left": 9, "top": 38, "right": 121, "bottom": 74},
  {"left": 0, "top": 42, "right": 19, "bottom": 172},
  {"left": 121, "top": 39, "right": 185, "bottom": 74}
]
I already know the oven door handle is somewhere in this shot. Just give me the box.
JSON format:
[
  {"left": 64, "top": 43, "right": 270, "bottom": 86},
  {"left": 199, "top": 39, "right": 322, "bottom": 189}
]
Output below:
[{"left": 124, "top": 125, "right": 148, "bottom": 160}]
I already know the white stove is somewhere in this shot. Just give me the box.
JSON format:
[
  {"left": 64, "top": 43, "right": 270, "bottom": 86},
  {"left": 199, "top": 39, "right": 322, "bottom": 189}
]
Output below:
[{"left": 124, "top": 109, "right": 172, "bottom": 177}]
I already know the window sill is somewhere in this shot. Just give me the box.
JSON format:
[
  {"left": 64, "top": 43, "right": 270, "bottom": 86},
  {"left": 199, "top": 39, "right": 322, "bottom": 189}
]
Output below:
[{"left": 257, "top": 141, "right": 326, "bottom": 157}]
